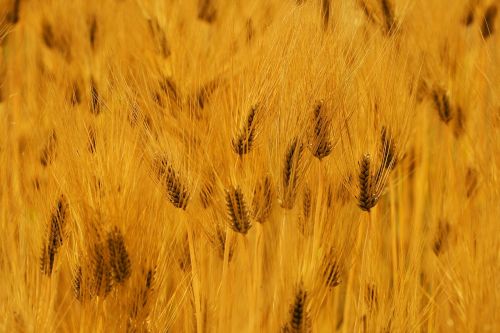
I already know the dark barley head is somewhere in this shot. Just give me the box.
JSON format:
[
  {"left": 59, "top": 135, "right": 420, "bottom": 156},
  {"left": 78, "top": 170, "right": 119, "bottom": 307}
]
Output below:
[
  {"left": 40, "top": 195, "right": 68, "bottom": 276},
  {"left": 282, "top": 138, "right": 304, "bottom": 209},
  {"left": 310, "top": 101, "right": 333, "bottom": 160},
  {"left": 323, "top": 255, "right": 342, "bottom": 288},
  {"left": 90, "top": 242, "right": 113, "bottom": 297},
  {"left": 232, "top": 105, "right": 257, "bottom": 155},
  {"left": 154, "top": 157, "right": 190, "bottom": 210},
  {"left": 284, "top": 285, "right": 312, "bottom": 333},
  {"left": 252, "top": 176, "right": 273, "bottom": 223},
  {"left": 358, "top": 154, "right": 376, "bottom": 212},
  {"left": 432, "top": 87, "right": 452, "bottom": 124},
  {"left": 225, "top": 186, "right": 251, "bottom": 234},
  {"left": 107, "top": 226, "right": 131, "bottom": 284},
  {"left": 481, "top": 5, "right": 498, "bottom": 39},
  {"left": 380, "top": 0, "right": 395, "bottom": 35}
]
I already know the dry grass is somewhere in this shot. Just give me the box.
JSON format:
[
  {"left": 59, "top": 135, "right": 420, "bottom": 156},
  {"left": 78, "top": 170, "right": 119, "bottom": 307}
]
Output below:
[{"left": 0, "top": 0, "right": 499, "bottom": 332}]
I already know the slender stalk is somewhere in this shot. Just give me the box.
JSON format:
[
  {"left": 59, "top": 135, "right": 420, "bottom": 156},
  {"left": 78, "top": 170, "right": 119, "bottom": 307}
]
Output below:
[
  {"left": 241, "top": 236, "right": 253, "bottom": 333},
  {"left": 276, "top": 209, "right": 288, "bottom": 312},
  {"left": 397, "top": 167, "right": 405, "bottom": 268},
  {"left": 184, "top": 212, "right": 203, "bottom": 333},
  {"left": 312, "top": 162, "right": 324, "bottom": 261},
  {"left": 252, "top": 225, "right": 263, "bottom": 332},
  {"left": 342, "top": 256, "right": 355, "bottom": 332},
  {"left": 355, "top": 211, "right": 373, "bottom": 332},
  {"left": 389, "top": 181, "right": 398, "bottom": 285},
  {"left": 220, "top": 228, "right": 232, "bottom": 331},
  {"left": 332, "top": 288, "right": 340, "bottom": 330},
  {"left": 342, "top": 211, "right": 370, "bottom": 333}
]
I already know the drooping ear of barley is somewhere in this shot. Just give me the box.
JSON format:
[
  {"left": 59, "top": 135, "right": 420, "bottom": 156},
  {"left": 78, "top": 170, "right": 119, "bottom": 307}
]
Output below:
[
  {"left": 198, "top": 0, "right": 217, "bottom": 23},
  {"left": 252, "top": 175, "right": 273, "bottom": 223},
  {"left": 199, "top": 173, "right": 215, "bottom": 209},
  {"left": 87, "top": 126, "right": 97, "bottom": 154},
  {"left": 364, "top": 283, "right": 379, "bottom": 313},
  {"left": 42, "top": 20, "right": 54, "bottom": 49},
  {"left": 481, "top": 5, "right": 498, "bottom": 39},
  {"left": 90, "top": 78, "right": 101, "bottom": 115},
  {"left": 107, "top": 226, "right": 131, "bottom": 284},
  {"left": 40, "top": 196, "right": 68, "bottom": 276},
  {"left": 88, "top": 15, "right": 97, "bottom": 50},
  {"left": 7, "top": 0, "right": 21, "bottom": 23},
  {"left": 322, "top": 250, "right": 342, "bottom": 288},
  {"left": 70, "top": 81, "right": 81, "bottom": 106},
  {"left": 159, "top": 76, "right": 181, "bottom": 108},
  {"left": 89, "top": 241, "right": 113, "bottom": 298},
  {"left": 40, "top": 130, "right": 57, "bottom": 167},
  {"left": 431, "top": 87, "right": 452, "bottom": 123},
  {"left": 358, "top": 153, "right": 375, "bottom": 212},
  {"left": 309, "top": 101, "right": 332, "bottom": 160},
  {"left": 154, "top": 157, "right": 190, "bottom": 210},
  {"left": 148, "top": 18, "right": 171, "bottom": 58},
  {"left": 357, "top": 126, "right": 398, "bottom": 212},
  {"left": 299, "top": 186, "right": 312, "bottom": 235},
  {"left": 465, "top": 167, "right": 479, "bottom": 198},
  {"left": 379, "top": 126, "right": 397, "bottom": 170},
  {"left": 232, "top": 105, "right": 258, "bottom": 156},
  {"left": 380, "top": 0, "right": 395, "bottom": 34},
  {"left": 433, "top": 219, "right": 451, "bottom": 255},
  {"left": 283, "top": 284, "right": 312, "bottom": 333},
  {"left": 189, "top": 79, "right": 221, "bottom": 112},
  {"left": 321, "top": 0, "right": 330, "bottom": 30},
  {"left": 72, "top": 266, "right": 84, "bottom": 301},
  {"left": 373, "top": 126, "right": 397, "bottom": 186},
  {"left": 226, "top": 186, "right": 252, "bottom": 234},
  {"left": 281, "top": 138, "right": 304, "bottom": 209}
]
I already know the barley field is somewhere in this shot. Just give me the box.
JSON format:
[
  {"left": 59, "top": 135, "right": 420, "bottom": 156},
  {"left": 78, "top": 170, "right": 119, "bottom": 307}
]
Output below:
[{"left": 0, "top": 0, "right": 499, "bottom": 332}]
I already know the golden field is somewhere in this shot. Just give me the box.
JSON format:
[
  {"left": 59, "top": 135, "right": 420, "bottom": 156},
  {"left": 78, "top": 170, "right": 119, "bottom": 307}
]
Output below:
[{"left": 0, "top": 0, "right": 499, "bottom": 332}]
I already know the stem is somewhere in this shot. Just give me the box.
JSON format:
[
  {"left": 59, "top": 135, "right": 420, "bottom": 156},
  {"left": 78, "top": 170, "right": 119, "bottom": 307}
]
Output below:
[
  {"left": 279, "top": 210, "right": 288, "bottom": 279},
  {"left": 252, "top": 225, "right": 263, "bottom": 332},
  {"left": 389, "top": 181, "right": 398, "bottom": 285},
  {"left": 220, "top": 228, "right": 232, "bottom": 330},
  {"left": 355, "top": 212, "right": 372, "bottom": 332},
  {"left": 275, "top": 210, "right": 288, "bottom": 313},
  {"left": 312, "top": 162, "right": 324, "bottom": 264},
  {"left": 397, "top": 167, "right": 405, "bottom": 269},
  {"left": 342, "top": 212, "right": 368, "bottom": 333},
  {"left": 184, "top": 211, "right": 203, "bottom": 333},
  {"left": 332, "top": 289, "right": 340, "bottom": 331},
  {"left": 241, "top": 236, "right": 253, "bottom": 333}
]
